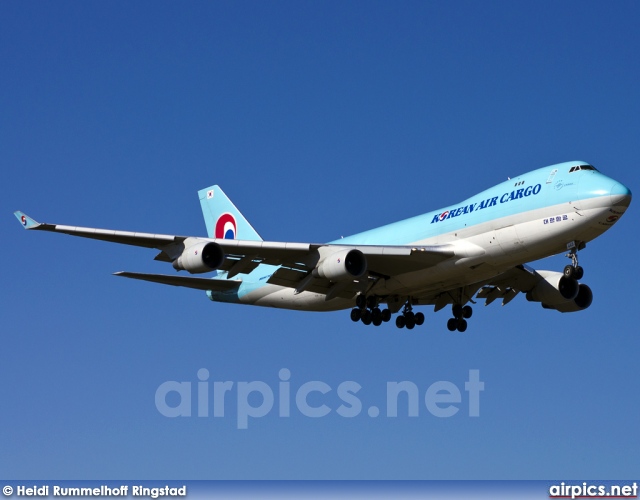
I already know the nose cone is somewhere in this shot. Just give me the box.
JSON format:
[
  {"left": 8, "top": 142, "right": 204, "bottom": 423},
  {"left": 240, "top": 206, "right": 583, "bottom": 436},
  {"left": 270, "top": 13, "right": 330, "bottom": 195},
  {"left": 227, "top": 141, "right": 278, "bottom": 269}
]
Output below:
[{"left": 610, "top": 181, "right": 632, "bottom": 208}]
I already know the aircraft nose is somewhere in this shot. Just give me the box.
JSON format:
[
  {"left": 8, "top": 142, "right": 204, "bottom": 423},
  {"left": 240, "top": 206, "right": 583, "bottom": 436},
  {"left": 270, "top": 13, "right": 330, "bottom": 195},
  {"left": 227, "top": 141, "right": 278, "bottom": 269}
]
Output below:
[{"left": 610, "top": 181, "right": 632, "bottom": 207}]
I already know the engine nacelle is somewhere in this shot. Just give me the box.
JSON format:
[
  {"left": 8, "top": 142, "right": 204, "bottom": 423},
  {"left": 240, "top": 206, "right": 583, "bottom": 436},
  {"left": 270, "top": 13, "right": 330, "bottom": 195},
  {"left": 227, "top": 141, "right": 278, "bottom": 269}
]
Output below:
[
  {"left": 546, "top": 284, "right": 593, "bottom": 313},
  {"left": 314, "top": 248, "right": 367, "bottom": 281},
  {"left": 525, "top": 270, "right": 579, "bottom": 306},
  {"left": 172, "top": 241, "right": 225, "bottom": 274}
]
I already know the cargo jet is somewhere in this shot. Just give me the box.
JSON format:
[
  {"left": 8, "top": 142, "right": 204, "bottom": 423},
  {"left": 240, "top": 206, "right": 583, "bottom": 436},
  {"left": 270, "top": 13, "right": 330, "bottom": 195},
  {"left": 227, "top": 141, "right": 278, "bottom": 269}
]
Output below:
[{"left": 14, "top": 161, "right": 631, "bottom": 331}]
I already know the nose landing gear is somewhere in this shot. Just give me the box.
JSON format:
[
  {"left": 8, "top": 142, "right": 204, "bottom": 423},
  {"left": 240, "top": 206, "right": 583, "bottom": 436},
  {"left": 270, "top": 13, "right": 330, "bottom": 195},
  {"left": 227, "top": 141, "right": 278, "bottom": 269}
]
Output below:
[{"left": 563, "top": 242, "right": 585, "bottom": 280}]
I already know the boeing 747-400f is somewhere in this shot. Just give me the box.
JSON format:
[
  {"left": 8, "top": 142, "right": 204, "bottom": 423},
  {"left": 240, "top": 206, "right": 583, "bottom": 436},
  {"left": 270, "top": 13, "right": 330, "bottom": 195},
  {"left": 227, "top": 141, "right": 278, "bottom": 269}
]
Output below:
[{"left": 15, "top": 161, "right": 631, "bottom": 331}]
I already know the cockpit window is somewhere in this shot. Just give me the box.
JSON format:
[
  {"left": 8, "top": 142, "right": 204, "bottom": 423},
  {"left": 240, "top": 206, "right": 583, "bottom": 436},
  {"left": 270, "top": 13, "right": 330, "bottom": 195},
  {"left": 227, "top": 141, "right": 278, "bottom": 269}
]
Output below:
[{"left": 570, "top": 164, "right": 598, "bottom": 173}]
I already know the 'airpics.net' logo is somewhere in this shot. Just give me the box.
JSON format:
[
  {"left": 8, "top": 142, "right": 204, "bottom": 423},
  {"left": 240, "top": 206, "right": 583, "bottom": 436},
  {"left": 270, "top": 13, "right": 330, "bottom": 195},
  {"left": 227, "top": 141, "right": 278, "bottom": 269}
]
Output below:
[{"left": 215, "top": 213, "right": 237, "bottom": 239}]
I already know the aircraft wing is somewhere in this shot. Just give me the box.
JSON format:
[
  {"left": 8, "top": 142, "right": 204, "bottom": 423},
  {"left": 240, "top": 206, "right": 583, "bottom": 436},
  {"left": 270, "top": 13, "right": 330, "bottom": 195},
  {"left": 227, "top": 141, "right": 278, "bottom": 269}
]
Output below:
[
  {"left": 14, "top": 211, "right": 180, "bottom": 248},
  {"left": 14, "top": 211, "right": 457, "bottom": 296}
]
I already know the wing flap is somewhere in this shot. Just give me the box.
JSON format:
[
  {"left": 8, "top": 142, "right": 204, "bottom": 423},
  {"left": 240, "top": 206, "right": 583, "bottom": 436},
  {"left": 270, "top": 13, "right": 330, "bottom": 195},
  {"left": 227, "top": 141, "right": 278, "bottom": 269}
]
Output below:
[
  {"left": 474, "top": 265, "right": 537, "bottom": 307},
  {"left": 364, "top": 245, "right": 455, "bottom": 275},
  {"left": 267, "top": 268, "right": 332, "bottom": 294},
  {"left": 482, "top": 265, "right": 539, "bottom": 291},
  {"left": 268, "top": 267, "right": 366, "bottom": 299},
  {"left": 266, "top": 267, "right": 306, "bottom": 288}
]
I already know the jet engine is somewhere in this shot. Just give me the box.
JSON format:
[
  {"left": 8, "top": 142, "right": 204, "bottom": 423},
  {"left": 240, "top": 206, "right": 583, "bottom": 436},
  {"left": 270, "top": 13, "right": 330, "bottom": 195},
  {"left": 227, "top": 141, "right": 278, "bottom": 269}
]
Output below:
[
  {"left": 314, "top": 248, "right": 367, "bottom": 281},
  {"left": 544, "top": 284, "right": 593, "bottom": 313},
  {"left": 524, "top": 269, "right": 593, "bottom": 312},
  {"left": 525, "top": 270, "right": 579, "bottom": 306},
  {"left": 172, "top": 241, "right": 225, "bottom": 274}
]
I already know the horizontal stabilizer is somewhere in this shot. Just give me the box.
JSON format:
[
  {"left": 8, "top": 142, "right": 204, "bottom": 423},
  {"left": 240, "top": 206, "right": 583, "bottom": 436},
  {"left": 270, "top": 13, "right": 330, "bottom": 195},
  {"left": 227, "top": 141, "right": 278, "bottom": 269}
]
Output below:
[{"left": 114, "top": 272, "right": 241, "bottom": 291}]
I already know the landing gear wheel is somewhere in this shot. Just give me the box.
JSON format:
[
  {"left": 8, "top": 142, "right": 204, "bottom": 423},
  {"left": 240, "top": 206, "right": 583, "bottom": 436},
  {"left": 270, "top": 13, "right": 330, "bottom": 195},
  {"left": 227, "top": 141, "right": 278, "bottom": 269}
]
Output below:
[
  {"left": 450, "top": 304, "right": 471, "bottom": 330},
  {"left": 574, "top": 266, "right": 584, "bottom": 280},
  {"left": 350, "top": 308, "right": 361, "bottom": 322},
  {"left": 381, "top": 309, "right": 391, "bottom": 322},
  {"left": 356, "top": 295, "right": 367, "bottom": 309},
  {"left": 366, "top": 296, "right": 378, "bottom": 309},
  {"left": 398, "top": 299, "right": 422, "bottom": 329},
  {"left": 372, "top": 307, "right": 382, "bottom": 322},
  {"left": 564, "top": 265, "right": 575, "bottom": 279},
  {"left": 372, "top": 316, "right": 383, "bottom": 327},
  {"left": 361, "top": 310, "right": 372, "bottom": 325},
  {"left": 452, "top": 304, "right": 463, "bottom": 318}
]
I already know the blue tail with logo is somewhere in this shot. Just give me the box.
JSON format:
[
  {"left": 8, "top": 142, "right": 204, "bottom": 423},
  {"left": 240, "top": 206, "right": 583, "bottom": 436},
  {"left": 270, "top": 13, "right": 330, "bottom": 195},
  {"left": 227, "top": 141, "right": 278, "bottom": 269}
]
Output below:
[{"left": 198, "top": 185, "right": 263, "bottom": 241}]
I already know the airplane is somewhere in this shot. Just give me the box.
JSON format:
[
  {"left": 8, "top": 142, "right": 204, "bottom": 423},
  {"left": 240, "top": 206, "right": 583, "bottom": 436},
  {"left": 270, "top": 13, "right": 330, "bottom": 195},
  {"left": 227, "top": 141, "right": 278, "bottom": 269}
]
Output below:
[{"left": 14, "top": 161, "right": 631, "bottom": 331}]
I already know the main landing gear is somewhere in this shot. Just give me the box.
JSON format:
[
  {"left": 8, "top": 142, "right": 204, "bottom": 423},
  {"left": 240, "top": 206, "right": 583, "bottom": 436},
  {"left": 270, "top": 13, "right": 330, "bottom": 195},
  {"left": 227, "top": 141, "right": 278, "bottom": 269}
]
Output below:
[
  {"left": 446, "top": 304, "right": 472, "bottom": 332},
  {"left": 563, "top": 243, "right": 585, "bottom": 280},
  {"left": 351, "top": 295, "right": 425, "bottom": 329},
  {"left": 350, "top": 295, "right": 473, "bottom": 332},
  {"left": 395, "top": 302, "right": 425, "bottom": 330},
  {"left": 350, "top": 295, "right": 392, "bottom": 327}
]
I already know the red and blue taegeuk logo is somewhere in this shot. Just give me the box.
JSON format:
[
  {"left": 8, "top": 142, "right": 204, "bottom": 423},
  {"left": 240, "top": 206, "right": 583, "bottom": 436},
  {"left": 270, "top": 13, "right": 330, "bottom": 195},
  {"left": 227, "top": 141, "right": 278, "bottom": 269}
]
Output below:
[{"left": 215, "top": 213, "right": 237, "bottom": 239}]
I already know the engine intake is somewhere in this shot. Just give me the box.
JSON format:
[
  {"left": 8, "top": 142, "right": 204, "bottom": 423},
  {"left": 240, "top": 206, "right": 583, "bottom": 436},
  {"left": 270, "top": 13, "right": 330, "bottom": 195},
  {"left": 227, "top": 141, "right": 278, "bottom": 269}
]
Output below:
[
  {"left": 172, "top": 241, "right": 225, "bottom": 274},
  {"left": 315, "top": 248, "right": 367, "bottom": 281}
]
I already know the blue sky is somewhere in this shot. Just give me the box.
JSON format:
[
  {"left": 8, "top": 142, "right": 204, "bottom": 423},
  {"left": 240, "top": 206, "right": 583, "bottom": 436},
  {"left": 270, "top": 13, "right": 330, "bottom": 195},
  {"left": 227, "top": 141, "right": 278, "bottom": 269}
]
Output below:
[{"left": 1, "top": 1, "right": 638, "bottom": 479}]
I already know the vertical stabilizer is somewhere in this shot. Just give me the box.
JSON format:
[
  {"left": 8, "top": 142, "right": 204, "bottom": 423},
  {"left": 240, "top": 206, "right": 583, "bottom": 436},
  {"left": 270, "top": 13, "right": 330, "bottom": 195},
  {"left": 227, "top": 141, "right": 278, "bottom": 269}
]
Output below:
[{"left": 198, "top": 185, "right": 263, "bottom": 241}]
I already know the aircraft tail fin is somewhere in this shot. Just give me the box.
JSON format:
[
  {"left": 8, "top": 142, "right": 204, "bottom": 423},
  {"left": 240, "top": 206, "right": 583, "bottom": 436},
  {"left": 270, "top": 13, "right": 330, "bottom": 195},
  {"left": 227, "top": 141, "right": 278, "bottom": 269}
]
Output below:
[{"left": 198, "top": 185, "right": 263, "bottom": 241}]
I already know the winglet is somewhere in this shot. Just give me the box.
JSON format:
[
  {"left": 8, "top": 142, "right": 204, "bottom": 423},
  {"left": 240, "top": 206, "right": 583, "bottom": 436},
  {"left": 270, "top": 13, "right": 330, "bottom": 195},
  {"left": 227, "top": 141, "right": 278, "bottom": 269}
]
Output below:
[{"left": 13, "top": 211, "right": 41, "bottom": 229}]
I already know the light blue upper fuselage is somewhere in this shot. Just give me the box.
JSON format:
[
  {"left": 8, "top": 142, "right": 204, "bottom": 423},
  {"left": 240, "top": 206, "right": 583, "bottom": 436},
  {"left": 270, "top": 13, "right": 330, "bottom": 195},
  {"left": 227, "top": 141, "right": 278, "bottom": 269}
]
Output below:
[{"left": 335, "top": 161, "right": 625, "bottom": 246}]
